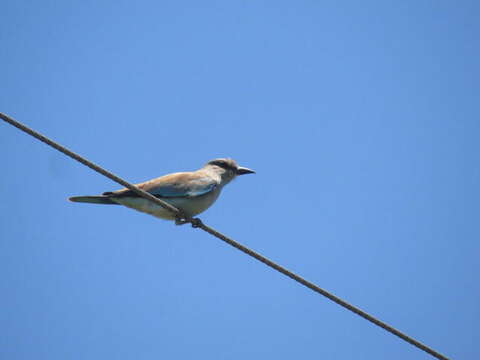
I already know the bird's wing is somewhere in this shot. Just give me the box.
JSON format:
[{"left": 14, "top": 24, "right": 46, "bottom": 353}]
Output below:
[{"left": 104, "top": 172, "right": 218, "bottom": 198}]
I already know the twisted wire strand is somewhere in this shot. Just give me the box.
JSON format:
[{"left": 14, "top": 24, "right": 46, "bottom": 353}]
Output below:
[{"left": 1, "top": 112, "right": 449, "bottom": 360}]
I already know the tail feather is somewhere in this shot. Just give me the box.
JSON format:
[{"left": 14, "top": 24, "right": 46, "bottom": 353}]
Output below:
[{"left": 68, "top": 195, "right": 118, "bottom": 205}]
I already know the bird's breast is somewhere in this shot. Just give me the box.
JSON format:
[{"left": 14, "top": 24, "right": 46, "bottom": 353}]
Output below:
[{"left": 110, "top": 188, "right": 222, "bottom": 220}]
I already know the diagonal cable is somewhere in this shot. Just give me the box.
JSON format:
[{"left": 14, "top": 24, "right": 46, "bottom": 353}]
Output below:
[
  {"left": 0, "top": 112, "right": 450, "bottom": 360},
  {"left": 0, "top": 112, "right": 184, "bottom": 218}
]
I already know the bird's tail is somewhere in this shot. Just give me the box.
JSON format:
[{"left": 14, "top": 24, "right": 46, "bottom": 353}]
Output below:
[{"left": 68, "top": 195, "right": 118, "bottom": 205}]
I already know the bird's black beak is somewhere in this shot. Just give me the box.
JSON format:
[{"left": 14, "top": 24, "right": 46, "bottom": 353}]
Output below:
[{"left": 236, "top": 166, "right": 255, "bottom": 175}]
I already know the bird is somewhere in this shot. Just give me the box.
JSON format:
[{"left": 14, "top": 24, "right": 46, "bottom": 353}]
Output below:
[{"left": 69, "top": 158, "right": 255, "bottom": 224}]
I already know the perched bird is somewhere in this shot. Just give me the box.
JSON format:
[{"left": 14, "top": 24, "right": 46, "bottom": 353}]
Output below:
[{"left": 69, "top": 158, "right": 255, "bottom": 223}]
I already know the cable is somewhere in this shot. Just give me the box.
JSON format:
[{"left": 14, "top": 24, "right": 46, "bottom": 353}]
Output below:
[
  {"left": 0, "top": 112, "right": 183, "bottom": 218},
  {"left": 1, "top": 112, "right": 450, "bottom": 360}
]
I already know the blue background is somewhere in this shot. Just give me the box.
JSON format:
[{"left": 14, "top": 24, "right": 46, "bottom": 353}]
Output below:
[{"left": 1, "top": 1, "right": 478, "bottom": 359}]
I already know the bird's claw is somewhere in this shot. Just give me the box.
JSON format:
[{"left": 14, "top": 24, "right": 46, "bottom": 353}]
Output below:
[
  {"left": 190, "top": 218, "right": 203, "bottom": 228},
  {"left": 174, "top": 216, "right": 203, "bottom": 228},
  {"left": 175, "top": 217, "right": 189, "bottom": 226}
]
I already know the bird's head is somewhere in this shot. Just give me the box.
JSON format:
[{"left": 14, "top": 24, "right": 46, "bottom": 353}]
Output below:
[{"left": 205, "top": 158, "right": 255, "bottom": 184}]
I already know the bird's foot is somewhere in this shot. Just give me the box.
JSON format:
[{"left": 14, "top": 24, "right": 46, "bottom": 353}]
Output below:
[
  {"left": 174, "top": 216, "right": 203, "bottom": 228},
  {"left": 175, "top": 217, "right": 189, "bottom": 226},
  {"left": 190, "top": 218, "right": 203, "bottom": 228}
]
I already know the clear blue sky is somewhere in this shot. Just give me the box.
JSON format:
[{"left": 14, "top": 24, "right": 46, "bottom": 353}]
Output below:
[{"left": 1, "top": 1, "right": 478, "bottom": 359}]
